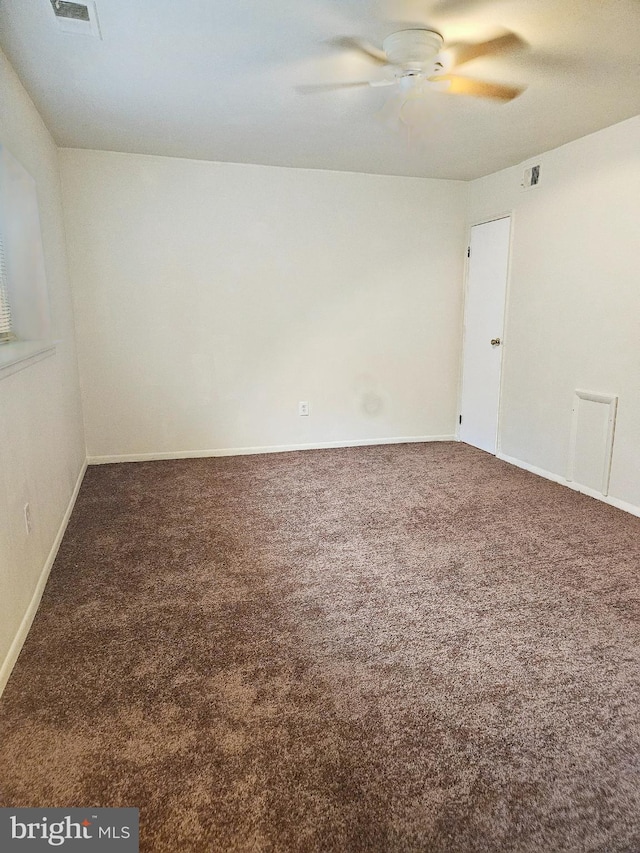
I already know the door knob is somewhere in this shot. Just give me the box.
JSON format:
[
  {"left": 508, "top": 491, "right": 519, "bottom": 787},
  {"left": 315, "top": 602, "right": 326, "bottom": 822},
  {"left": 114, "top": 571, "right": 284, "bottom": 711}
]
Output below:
[{"left": 490, "top": 338, "right": 501, "bottom": 346}]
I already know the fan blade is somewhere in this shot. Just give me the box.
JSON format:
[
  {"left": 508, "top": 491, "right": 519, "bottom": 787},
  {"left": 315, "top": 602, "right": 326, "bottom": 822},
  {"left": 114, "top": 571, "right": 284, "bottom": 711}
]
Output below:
[
  {"left": 296, "top": 81, "right": 373, "bottom": 93},
  {"left": 369, "top": 78, "right": 398, "bottom": 88},
  {"left": 431, "top": 0, "right": 508, "bottom": 13},
  {"left": 433, "top": 74, "right": 524, "bottom": 101},
  {"left": 449, "top": 32, "right": 527, "bottom": 69},
  {"left": 328, "top": 37, "right": 388, "bottom": 65}
]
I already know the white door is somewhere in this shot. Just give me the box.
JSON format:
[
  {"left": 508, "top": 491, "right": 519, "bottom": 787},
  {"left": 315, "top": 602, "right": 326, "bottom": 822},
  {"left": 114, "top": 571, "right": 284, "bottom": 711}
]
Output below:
[{"left": 459, "top": 217, "right": 511, "bottom": 454}]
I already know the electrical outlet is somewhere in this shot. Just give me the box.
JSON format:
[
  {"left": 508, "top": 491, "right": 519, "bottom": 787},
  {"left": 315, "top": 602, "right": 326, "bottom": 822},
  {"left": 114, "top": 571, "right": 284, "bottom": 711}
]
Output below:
[
  {"left": 24, "top": 503, "right": 32, "bottom": 535},
  {"left": 298, "top": 401, "right": 310, "bottom": 417}
]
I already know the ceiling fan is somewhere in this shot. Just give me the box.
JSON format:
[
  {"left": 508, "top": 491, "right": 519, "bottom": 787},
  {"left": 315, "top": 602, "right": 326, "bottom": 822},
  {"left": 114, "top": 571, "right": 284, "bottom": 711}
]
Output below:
[{"left": 299, "top": 28, "right": 526, "bottom": 126}]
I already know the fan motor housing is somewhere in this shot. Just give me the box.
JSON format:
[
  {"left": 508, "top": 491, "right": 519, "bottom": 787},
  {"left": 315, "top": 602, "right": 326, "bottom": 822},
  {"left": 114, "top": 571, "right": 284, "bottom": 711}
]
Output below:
[{"left": 383, "top": 29, "right": 444, "bottom": 69}]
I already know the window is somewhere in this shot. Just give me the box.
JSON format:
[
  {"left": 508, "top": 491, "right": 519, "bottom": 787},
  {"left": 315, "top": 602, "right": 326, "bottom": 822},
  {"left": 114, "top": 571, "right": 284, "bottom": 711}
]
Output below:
[
  {"left": 0, "top": 229, "right": 14, "bottom": 343},
  {"left": 0, "top": 145, "right": 53, "bottom": 378}
]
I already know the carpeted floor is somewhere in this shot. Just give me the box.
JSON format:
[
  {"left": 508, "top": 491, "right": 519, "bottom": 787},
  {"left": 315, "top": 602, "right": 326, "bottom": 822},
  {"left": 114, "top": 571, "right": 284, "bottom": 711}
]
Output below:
[{"left": 1, "top": 442, "right": 639, "bottom": 852}]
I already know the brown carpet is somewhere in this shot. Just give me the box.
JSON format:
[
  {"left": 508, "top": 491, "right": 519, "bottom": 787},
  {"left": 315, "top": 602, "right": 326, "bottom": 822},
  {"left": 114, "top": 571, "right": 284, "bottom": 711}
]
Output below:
[{"left": 1, "top": 442, "right": 639, "bottom": 852}]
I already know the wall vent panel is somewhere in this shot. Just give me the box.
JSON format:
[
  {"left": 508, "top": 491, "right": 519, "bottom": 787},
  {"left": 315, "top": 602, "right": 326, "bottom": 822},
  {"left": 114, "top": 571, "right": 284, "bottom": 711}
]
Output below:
[{"left": 567, "top": 390, "right": 618, "bottom": 495}]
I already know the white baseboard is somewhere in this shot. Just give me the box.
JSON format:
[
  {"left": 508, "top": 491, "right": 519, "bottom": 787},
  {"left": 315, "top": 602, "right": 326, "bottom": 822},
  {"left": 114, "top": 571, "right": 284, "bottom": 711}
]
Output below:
[
  {"left": 88, "top": 434, "right": 457, "bottom": 465},
  {"left": 0, "top": 458, "right": 88, "bottom": 698},
  {"left": 497, "top": 451, "right": 640, "bottom": 519}
]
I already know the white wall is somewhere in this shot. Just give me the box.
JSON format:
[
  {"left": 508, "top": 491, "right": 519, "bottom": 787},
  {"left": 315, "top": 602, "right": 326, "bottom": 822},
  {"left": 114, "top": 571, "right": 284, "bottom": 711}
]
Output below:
[
  {"left": 0, "top": 49, "right": 85, "bottom": 688},
  {"left": 468, "top": 116, "right": 640, "bottom": 511},
  {"left": 59, "top": 150, "right": 468, "bottom": 460}
]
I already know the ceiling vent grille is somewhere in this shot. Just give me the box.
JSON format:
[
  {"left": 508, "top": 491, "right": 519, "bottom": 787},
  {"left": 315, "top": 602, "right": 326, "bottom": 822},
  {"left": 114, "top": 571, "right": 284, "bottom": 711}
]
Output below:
[
  {"left": 521, "top": 163, "right": 541, "bottom": 190},
  {"left": 49, "top": 0, "right": 101, "bottom": 38},
  {"left": 51, "top": 1, "right": 89, "bottom": 21}
]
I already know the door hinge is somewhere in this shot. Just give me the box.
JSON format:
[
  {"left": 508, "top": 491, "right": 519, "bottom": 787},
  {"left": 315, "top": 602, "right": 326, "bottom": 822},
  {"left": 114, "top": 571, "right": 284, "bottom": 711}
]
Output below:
[
  {"left": 459, "top": 415, "right": 462, "bottom": 424},
  {"left": 467, "top": 246, "right": 470, "bottom": 258}
]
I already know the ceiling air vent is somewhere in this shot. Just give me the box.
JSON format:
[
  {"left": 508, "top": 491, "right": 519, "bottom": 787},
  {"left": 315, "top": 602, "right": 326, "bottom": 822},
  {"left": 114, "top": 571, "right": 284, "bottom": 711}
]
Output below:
[
  {"left": 49, "top": 0, "right": 101, "bottom": 38},
  {"left": 521, "top": 163, "right": 541, "bottom": 191}
]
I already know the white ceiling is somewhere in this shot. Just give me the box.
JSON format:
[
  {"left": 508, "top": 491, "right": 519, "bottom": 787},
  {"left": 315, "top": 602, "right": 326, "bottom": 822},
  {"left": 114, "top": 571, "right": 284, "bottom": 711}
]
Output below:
[{"left": 1, "top": 0, "right": 639, "bottom": 180}]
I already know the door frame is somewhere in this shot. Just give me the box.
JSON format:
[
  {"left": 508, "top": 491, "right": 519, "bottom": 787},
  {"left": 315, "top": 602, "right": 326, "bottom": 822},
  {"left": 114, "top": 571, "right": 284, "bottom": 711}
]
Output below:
[{"left": 456, "top": 211, "right": 516, "bottom": 456}]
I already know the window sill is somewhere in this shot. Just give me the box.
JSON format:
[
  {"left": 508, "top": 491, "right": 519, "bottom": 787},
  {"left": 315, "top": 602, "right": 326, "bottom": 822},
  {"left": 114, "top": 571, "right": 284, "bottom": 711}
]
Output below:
[{"left": 0, "top": 341, "right": 56, "bottom": 380}]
